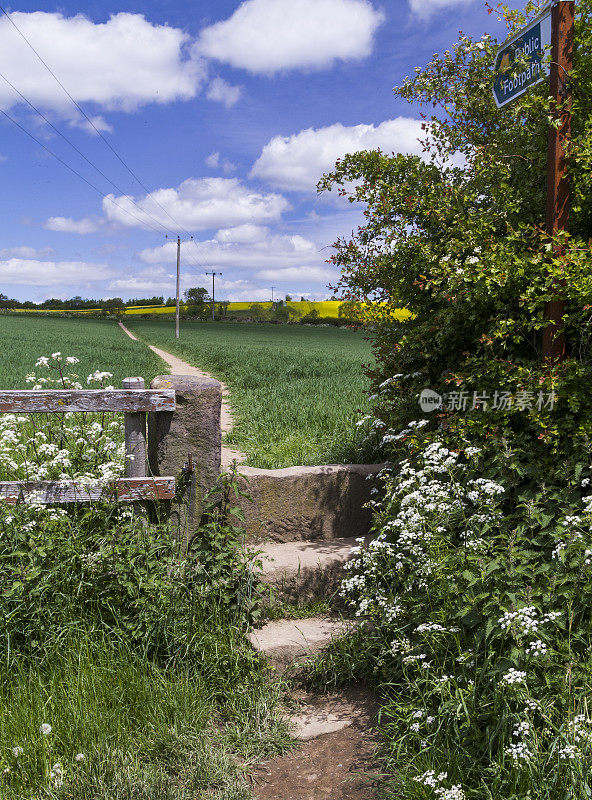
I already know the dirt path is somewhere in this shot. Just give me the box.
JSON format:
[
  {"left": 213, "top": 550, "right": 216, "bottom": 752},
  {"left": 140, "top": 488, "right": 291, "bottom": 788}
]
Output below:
[
  {"left": 253, "top": 686, "right": 380, "bottom": 800},
  {"left": 118, "top": 322, "right": 246, "bottom": 466},
  {"left": 119, "top": 320, "right": 381, "bottom": 799}
]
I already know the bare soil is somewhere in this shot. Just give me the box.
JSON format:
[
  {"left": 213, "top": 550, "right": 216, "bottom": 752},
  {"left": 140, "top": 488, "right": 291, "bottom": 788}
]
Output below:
[{"left": 253, "top": 686, "right": 381, "bottom": 800}]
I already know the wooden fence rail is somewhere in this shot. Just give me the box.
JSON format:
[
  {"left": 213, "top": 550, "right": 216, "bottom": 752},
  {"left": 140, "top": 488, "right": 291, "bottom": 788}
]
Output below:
[{"left": 0, "top": 378, "right": 176, "bottom": 504}]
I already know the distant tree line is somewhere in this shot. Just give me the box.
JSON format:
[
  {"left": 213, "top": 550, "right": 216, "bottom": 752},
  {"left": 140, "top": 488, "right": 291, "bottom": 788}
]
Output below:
[{"left": 0, "top": 294, "right": 176, "bottom": 311}]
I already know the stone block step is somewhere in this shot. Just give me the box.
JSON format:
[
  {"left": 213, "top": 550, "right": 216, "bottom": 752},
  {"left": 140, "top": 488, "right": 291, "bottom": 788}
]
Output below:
[
  {"left": 248, "top": 616, "right": 355, "bottom": 670},
  {"left": 254, "top": 537, "right": 359, "bottom": 603}
]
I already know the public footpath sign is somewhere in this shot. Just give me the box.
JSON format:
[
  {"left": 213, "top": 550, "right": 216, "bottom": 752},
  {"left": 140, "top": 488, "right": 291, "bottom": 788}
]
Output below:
[{"left": 492, "top": 7, "right": 552, "bottom": 108}]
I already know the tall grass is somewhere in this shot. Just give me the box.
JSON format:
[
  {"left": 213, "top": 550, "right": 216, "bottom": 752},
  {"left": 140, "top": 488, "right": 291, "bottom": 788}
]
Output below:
[
  {"left": 126, "top": 320, "right": 374, "bottom": 468},
  {"left": 1, "top": 626, "right": 287, "bottom": 800}
]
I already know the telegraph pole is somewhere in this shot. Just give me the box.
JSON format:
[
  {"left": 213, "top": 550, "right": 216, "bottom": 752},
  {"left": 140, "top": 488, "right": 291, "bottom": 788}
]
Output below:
[
  {"left": 206, "top": 271, "right": 221, "bottom": 322},
  {"left": 166, "top": 234, "right": 192, "bottom": 339},
  {"left": 542, "top": 0, "right": 574, "bottom": 361},
  {"left": 270, "top": 286, "right": 276, "bottom": 308},
  {"left": 175, "top": 236, "right": 181, "bottom": 339}
]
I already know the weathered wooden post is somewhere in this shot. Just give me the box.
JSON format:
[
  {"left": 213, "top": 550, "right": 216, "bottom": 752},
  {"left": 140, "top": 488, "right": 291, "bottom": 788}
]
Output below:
[
  {"left": 148, "top": 374, "right": 222, "bottom": 541},
  {"left": 122, "top": 377, "right": 147, "bottom": 477}
]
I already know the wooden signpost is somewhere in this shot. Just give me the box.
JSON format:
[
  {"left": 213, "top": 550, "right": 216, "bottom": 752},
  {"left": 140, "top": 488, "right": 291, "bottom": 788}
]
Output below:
[{"left": 493, "top": 1, "right": 575, "bottom": 361}]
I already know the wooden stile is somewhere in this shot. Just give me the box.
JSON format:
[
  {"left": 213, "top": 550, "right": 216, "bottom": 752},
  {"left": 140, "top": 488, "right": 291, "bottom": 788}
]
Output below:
[
  {"left": 0, "top": 379, "right": 177, "bottom": 505},
  {"left": 0, "top": 477, "right": 175, "bottom": 504},
  {"left": 0, "top": 389, "right": 175, "bottom": 414},
  {"left": 122, "top": 377, "right": 147, "bottom": 478}
]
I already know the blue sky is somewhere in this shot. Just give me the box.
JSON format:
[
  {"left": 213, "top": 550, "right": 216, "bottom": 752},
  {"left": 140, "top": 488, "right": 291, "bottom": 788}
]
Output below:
[{"left": 0, "top": 0, "right": 502, "bottom": 303}]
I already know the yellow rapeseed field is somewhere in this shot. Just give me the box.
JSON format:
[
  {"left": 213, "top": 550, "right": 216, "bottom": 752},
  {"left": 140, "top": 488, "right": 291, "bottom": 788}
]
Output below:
[{"left": 9, "top": 300, "right": 411, "bottom": 320}]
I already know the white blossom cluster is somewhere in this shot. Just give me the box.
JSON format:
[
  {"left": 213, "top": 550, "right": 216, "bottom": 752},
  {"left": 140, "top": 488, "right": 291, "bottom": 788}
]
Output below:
[
  {"left": 505, "top": 740, "right": 532, "bottom": 763},
  {"left": 498, "top": 606, "right": 561, "bottom": 637},
  {"left": 0, "top": 355, "right": 124, "bottom": 486},
  {"left": 525, "top": 640, "right": 548, "bottom": 657},
  {"left": 341, "top": 442, "right": 504, "bottom": 629},
  {"left": 500, "top": 668, "right": 527, "bottom": 686},
  {"left": 414, "top": 771, "right": 466, "bottom": 799}
]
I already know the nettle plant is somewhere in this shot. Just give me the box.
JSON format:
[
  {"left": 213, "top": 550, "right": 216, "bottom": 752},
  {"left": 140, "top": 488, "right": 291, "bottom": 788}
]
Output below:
[
  {"left": 340, "top": 437, "right": 592, "bottom": 798},
  {"left": 0, "top": 352, "right": 125, "bottom": 484}
]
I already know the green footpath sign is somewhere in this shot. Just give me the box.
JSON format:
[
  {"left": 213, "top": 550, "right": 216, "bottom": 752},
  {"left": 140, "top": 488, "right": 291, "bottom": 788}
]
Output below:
[{"left": 492, "top": 8, "right": 552, "bottom": 108}]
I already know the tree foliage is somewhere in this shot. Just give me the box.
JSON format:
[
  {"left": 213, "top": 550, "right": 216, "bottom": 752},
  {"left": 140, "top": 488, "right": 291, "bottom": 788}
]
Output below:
[{"left": 319, "top": 0, "right": 592, "bottom": 471}]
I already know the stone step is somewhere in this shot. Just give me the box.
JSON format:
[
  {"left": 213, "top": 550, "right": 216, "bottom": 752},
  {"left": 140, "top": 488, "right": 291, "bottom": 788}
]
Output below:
[
  {"left": 248, "top": 616, "right": 355, "bottom": 671},
  {"left": 289, "top": 686, "right": 377, "bottom": 740},
  {"left": 254, "top": 537, "right": 360, "bottom": 603}
]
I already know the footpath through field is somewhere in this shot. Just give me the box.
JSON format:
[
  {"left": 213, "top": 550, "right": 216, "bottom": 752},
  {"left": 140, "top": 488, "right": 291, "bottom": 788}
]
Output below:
[
  {"left": 118, "top": 321, "right": 246, "bottom": 467},
  {"left": 118, "top": 320, "right": 380, "bottom": 799}
]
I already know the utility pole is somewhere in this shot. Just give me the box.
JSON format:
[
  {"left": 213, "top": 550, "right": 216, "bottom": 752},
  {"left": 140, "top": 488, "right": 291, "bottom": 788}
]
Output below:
[
  {"left": 206, "top": 272, "right": 221, "bottom": 322},
  {"left": 542, "top": 1, "right": 574, "bottom": 361},
  {"left": 166, "top": 234, "right": 192, "bottom": 339},
  {"left": 270, "top": 286, "right": 276, "bottom": 309},
  {"left": 175, "top": 236, "right": 181, "bottom": 339}
]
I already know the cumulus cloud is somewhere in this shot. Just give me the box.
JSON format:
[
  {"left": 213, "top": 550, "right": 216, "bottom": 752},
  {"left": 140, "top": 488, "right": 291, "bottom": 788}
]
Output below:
[
  {"left": 44, "top": 216, "right": 102, "bottom": 234},
  {"left": 102, "top": 177, "right": 290, "bottom": 231},
  {"left": 138, "top": 226, "right": 332, "bottom": 276},
  {"left": 0, "top": 258, "right": 113, "bottom": 286},
  {"left": 255, "top": 265, "right": 335, "bottom": 283},
  {"left": 408, "top": 0, "right": 475, "bottom": 19},
  {"left": 0, "top": 12, "right": 205, "bottom": 115},
  {"left": 205, "top": 152, "right": 237, "bottom": 173},
  {"left": 206, "top": 77, "right": 242, "bottom": 107},
  {"left": 68, "top": 114, "right": 114, "bottom": 135},
  {"left": 196, "top": 0, "right": 384, "bottom": 74},
  {"left": 250, "top": 118, "right": 425, "bottom": 191},
  {"left": 108, "top": 267, "right": 264, "bottom": 300}
]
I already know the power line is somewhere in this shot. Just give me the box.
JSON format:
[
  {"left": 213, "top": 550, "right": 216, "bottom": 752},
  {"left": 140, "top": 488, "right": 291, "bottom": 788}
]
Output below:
[
  {"left": 0, "top": 4, "right": 218, "bottom": 275},
  {"left": 0, "top": 3, "right": 206, "bottom": 244},
  {"left": 0, "top": 106, "right": 169, "bottom": 235},
  {"left": 0, "top": 67, "right": 173, "bottom": 235}
]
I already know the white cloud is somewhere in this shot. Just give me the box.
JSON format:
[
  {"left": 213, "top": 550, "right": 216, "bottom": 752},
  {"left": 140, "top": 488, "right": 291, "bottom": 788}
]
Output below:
[
  {"left": 0, "top": 246, "right": 54, "bottom": 258},
  {"left": 134, "top": 227, "right": 339, "bottom": 295},
  {"left": 103, "top": 177, "right": 290, "bottom": 231},
  {"left": 250, "top": 118, "right": 425, "bottom": 191},
  {"left": 138, "top": 228, "right": 324, "bottom": 272},
  {"left": 0, "top": 12, "right": 205, "bottom": 115},
  {"left": 0, "top": 258, "right": 113, "bottom": 286},
  {"left": 205, "top": 152, "right": 237, "bottom": 174},
  {"left": 206, "top": 77, "right": 242, "bottom": 107},
  {"left": 108, "top": 267, "right": 263, "bottom": 300},
  {"left": 408, "top": 0, "right": 475, "bottom": 19},
  {"left": 215, "top": 224, "right": 269, "bottom": 243},
  {"left": 44, "top": 216, "right": 102, "bottom": 234},
  {"left": 68, "top": 114, "right": 113, "bottom": 135},
  {"left": 196, "top": 0, "right": 384, "bottom": 74}
]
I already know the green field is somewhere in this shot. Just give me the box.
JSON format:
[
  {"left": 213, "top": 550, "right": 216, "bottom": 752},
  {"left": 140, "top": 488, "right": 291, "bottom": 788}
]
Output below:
[
  {"left": 0, "top": 315, "right": 373, "bottom": 468},
  {"left": 126, "top": 320, "right": 374, "bottom": 468},
  {"left": 0, "top": 315, "right": 163, "bottom": 388}
]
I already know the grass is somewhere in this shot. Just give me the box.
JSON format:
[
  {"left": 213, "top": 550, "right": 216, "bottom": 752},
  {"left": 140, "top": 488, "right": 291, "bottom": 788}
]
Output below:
[
  {"left": 0, "top": 314, "right": 163, "bottom": 388},
  {"left": 125, "top": 320, "right": 374, "bottom": 468},
  {"left": 0, "top": 628, "right": 290, "bottom": 800}
]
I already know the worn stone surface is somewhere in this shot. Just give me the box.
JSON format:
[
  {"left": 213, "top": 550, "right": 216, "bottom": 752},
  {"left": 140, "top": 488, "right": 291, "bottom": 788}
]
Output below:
[
  {"left": 256, "top": 537, "right": 359, "bottom": 603},
  {"left": 248, "top": 617, "right": 355, "bottom": 670},
  {"left": 148, "top": 374, "right": 221, "bottom": 537},
  {"left": 289, "top": 686, "right": 377, "bottom": 741},
  {"left": 238, "top": 464, "right": 386, "bottom": 543}
]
